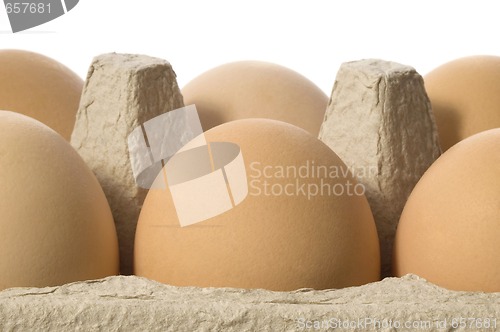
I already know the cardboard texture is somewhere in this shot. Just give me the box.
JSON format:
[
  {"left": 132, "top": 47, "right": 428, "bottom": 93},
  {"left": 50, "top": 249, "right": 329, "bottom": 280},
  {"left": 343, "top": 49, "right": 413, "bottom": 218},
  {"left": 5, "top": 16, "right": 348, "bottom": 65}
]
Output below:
[
  {"left": 0, "top": 275, "right": 498, "bottom": 331},
  {"left": 70, "top": 53, "right": 184, "bottom": 275},
  {"left": 319, "top": 59, "right": 442, "bottom": 277}
]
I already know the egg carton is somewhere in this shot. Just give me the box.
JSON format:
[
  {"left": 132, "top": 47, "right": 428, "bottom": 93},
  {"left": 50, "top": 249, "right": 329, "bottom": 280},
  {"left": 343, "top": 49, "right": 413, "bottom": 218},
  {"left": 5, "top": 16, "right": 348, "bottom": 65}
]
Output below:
[
  {"left": 1, "top": 54, "right": 498, "bottom": 331},
  {"left": 0, "top": 274, "right": 497, "bottom": 331}
]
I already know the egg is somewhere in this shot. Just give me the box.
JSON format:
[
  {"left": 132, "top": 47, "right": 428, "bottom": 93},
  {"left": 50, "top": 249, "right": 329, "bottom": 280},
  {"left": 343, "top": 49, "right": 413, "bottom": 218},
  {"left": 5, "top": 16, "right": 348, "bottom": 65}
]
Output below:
[
  {"left": 0, "top": 111, "right": 119, "bottom": 290},
  {"left": 0, "top": 49, "right": 83, "bottom": 140},
  {"left": 424, "top": 55, "right": 500, "bottom": 151},
  {"left": 134, "top": 119, "right": 380, "bottom": 291},
  {"left": 181, "top": 61, "right": 328, "bottom": 136},
  {"left": 393, "top": 128, "right": 500, "bottom": 292}
]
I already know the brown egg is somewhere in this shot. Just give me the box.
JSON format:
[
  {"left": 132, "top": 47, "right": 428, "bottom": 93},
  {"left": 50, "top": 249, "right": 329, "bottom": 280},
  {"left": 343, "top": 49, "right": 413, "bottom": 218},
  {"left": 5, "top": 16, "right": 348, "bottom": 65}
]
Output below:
[
  {"left": 424, "top": 55, "right": 500, "bottom": 151},
  {"left": 0, "top": 111, "right": 119, "bottom": 290},
  {"left": 134, "top": 119, "right": 380, "bottom": 291},
  {"left": 181, "top": 61, "right": 328, "bottom": 136},
  {"left": 393, "top": 129, "right": 500, "bottom": 292},
  {"left": 0, "top": 49, "right": 83, "bottom": 140}
]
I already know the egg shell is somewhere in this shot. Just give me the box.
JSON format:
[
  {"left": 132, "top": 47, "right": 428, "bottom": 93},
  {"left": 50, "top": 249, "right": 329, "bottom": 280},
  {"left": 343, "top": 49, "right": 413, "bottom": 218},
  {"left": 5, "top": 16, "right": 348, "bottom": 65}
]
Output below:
[
  {"left": 134, "top": 119, "right": 380, "bottom": 291},
  {"left": 181, "top": 61, "right": 328, "bottom": 136},
  {"left": 424, "top": 55, "right": 500, "bottom": 151},
  {"left": 0, "top": 111, "right": 119, "bottom": 290},
  {"left": 0, "top": 49, "right": 83, "bottom": 140},
  {"left": 393, "top": 128, "right": 500, "bottom": 292}
]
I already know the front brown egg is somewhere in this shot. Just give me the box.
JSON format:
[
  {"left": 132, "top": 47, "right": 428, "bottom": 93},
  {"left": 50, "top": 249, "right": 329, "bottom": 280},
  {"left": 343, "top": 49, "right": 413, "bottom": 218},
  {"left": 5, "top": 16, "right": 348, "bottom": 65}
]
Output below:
[
  {"left": 134, "top": 119, "right": 380, "bottom": 291},
  {"left": 393, "top": 128, "right": 500, "bottom": 292},
  {"left": 0, "top": 111, "right": 119, "bottom": 290}
]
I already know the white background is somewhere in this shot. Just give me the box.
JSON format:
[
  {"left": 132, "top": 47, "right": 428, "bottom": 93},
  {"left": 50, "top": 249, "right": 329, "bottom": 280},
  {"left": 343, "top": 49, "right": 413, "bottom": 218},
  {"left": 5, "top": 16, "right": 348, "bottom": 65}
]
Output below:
[{"left": 0, "top": 0, "right": 499, "bottom": 94}]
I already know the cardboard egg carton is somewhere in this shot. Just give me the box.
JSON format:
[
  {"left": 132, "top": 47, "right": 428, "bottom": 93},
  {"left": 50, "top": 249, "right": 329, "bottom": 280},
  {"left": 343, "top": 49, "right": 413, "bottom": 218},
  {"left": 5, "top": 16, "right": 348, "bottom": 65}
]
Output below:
[
  {"left": 0, "top": 54, "right": 498, "bottom": 330},
  {"left": 1, "top": 274, "right": 498, "bottom": 331}
]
